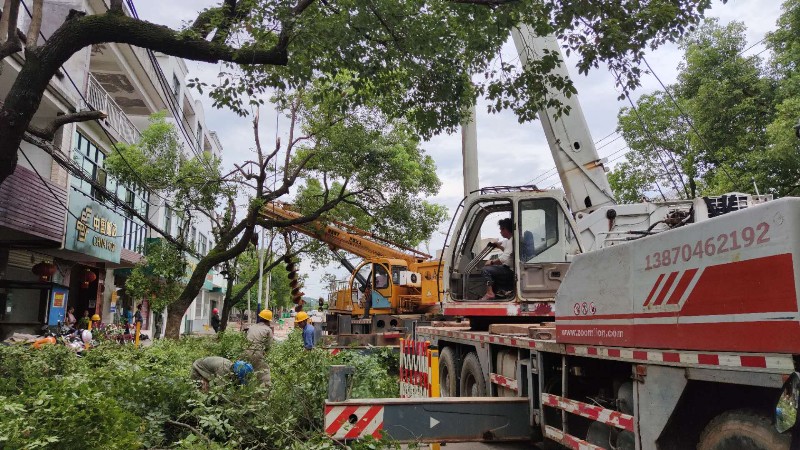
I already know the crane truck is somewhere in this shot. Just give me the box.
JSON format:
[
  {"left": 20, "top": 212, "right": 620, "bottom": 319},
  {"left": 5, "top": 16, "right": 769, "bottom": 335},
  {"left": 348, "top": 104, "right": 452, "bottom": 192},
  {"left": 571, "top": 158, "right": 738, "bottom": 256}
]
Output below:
[
  {"left": 323, "top": 26, "right": 798, "bottom": 450},
  {"left": 260, "top": 202, "right": 443, "bottom": 343}
]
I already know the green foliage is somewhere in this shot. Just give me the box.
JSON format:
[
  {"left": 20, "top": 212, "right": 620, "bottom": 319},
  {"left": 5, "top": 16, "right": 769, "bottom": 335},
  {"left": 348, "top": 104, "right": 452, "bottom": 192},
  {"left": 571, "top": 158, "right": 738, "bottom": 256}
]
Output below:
[
  {"left": 611, "top": 18, "right": 791, "bottom": 200},
  {"left": 282, "top": 83, "right": 448, "bottom": 264},
  {"left": 0, "top": 332, "right": 399, "bottom": 449},
  {"left": 230, "top": 249, "right": 294, "bottom": 311},
  {"left": 105, "top": 113, "right": 224, "bottom": 214},
  {"left": 191, "top": 0, "right": 715, "bottom": 139},
  {"left": 125, "top": 238, "right": 187, "bottom": 313}
]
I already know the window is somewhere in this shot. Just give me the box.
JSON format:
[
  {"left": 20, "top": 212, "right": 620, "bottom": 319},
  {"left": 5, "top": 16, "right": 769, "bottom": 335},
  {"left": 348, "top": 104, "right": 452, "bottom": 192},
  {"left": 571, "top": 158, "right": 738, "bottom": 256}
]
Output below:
[
  {"left": 164, "top": 205, "right": 173, "bottom": 237},
  {"left": 518, "top": 198, "right": 561, "bottom": 262},
  {"left": 374, "top": 264, "right": 389, "bottom": 289},
  {"left": 172, "top": 73, "right": 180, "bottom": 100},
  {"left": 190, "top": 226, "right": 197, "bottom": 250},
  {"left": 175, "top": 213, "right": 184, "bottom": 237},
  {"left": 199, "top": 233, "right": 207, "bottom": 255},
  {"left": 196, "top": 123, "right": 203, "bottom": 150},
  {"left": 71, "top": 131, "right": 149, "bottom": 253}
]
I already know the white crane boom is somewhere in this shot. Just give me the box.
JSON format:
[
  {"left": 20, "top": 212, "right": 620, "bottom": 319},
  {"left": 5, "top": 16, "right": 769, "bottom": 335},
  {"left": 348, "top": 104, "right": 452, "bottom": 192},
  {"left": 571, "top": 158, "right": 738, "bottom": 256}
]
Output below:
[{"left": 510, "top": 27, "right": 615, "bottom": 215}]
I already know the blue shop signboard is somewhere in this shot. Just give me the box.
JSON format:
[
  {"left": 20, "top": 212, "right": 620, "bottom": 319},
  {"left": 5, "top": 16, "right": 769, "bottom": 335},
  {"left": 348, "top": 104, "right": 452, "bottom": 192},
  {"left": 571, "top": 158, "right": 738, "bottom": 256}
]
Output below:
[{"left": 65, "top": 189, "right": 123, "bottom": 263}]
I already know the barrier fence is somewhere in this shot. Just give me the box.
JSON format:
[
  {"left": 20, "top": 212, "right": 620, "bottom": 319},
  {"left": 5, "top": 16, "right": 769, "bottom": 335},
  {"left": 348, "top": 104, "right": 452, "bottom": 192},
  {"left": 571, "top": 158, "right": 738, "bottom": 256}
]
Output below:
[{"left": 399, "top": 339, "right": 439, "bottom": 398}]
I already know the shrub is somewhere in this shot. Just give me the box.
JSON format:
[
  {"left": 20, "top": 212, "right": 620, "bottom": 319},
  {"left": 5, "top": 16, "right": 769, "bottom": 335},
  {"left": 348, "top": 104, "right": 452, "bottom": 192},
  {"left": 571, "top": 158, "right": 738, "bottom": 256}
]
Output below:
[{"left": 0, "top": 330, "right": 399, "bottom": 449}]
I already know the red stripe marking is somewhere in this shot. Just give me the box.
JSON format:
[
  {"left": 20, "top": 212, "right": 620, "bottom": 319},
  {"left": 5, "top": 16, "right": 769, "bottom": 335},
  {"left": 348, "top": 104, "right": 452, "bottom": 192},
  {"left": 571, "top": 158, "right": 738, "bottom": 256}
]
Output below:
[
  {"left": 607, "top": 348, "right": 621, "bottom": 357},
  {"left": 557, "top": 320, "right": 800, "bottom": 354},
  {"left": 682, "top": 254, "right": 797, "bottom": 316},
  {"left": 587, "top": 347, "right": 598, "bottom": 355},
  {"left": 697, "top": 354, "right": 719, "bottom": 365},
  {"left": 326, "top": 405, "right": 358, "bottom": 435},
  {"left": 632, "top": 351, "right": 647, "bottom": 360},
  {"left": 666, "top": 268, "right": 698, "bottom": 305},
  {"left": 371, "top": 423, "right": 383, "bottom": 439},
  {"left": 543, "top": 394, "right": 635, "bottom": 432},
  {"left": 643, "top": 273, "right": 666, "bottom": 307},
  {"left": 740, "top": 356, "right": 767, "bottom": 368},
  {"left": 652, "top": 272, "right": 679, "bottom": 306},
  {"left": 662, "top": 352, "right": 681, "bottom": 363},
  {"left": 343, "top": 405, "right": 383, "bottom": 439}
]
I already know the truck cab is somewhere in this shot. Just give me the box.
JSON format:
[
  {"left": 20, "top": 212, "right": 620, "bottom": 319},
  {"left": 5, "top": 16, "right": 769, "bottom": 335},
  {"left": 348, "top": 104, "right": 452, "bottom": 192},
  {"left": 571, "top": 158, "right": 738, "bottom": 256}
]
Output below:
[{"left": 442, "top": 187, "right": 581, "bottom": 321}]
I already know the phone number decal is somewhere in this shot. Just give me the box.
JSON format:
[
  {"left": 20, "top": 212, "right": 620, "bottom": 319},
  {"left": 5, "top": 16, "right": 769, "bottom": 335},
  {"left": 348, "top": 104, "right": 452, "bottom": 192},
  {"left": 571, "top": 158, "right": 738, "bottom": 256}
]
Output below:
[{"left": 644, "top": 222, "right": 770, "bottom": 271}]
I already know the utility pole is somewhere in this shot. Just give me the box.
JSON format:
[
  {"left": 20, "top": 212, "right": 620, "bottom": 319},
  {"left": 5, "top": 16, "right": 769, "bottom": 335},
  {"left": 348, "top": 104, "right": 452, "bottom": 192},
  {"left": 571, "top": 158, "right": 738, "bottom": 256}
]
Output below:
[
  {"left": 256, "top": 227, "right": 264, "bottom": 315},
  {"left": 265, "top": 230, "right": 273, "bottom": 310},
  {"left": 246, "top": 289, "right": 251, "bottom": 325}
]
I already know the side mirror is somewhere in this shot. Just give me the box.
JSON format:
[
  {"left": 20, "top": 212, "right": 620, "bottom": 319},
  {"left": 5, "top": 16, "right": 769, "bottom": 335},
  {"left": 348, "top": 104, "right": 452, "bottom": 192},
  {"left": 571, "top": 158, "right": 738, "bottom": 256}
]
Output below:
[{"left": 776, "top": 372, "right": 800, "bottom": 433}]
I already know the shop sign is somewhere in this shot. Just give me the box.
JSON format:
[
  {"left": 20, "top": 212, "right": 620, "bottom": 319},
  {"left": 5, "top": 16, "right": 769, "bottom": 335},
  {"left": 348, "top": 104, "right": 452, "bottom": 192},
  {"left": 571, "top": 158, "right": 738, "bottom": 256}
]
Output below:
[{"left": 65, "top": 190, "right": 123, "bottom": 263}]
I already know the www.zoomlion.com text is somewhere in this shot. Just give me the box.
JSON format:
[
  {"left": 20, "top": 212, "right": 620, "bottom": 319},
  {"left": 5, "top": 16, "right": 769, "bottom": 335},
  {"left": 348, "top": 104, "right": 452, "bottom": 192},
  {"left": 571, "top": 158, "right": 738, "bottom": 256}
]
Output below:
[{"left": 560, "top": 328, "right": 624, "bottom": 339}]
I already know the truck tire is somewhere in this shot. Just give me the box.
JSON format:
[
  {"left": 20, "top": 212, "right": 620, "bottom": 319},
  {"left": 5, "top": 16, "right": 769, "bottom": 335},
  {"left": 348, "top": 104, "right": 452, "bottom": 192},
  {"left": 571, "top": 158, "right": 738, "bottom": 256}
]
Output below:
[
  {"left": 439, "top": 347, "right": 458, "bottom": 397},
  {"left": 460, "top": 352, "right": 487, "bottom": 397},
  {"left": 697, "top": 409, "right": 790, "bottom": 450}
]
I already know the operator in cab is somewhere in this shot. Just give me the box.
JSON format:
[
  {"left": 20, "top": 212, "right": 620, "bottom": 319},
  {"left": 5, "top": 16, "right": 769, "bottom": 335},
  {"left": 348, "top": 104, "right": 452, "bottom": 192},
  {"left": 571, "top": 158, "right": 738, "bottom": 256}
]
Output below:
[{"left": 480, "top": 218, "right": 514, "bottom": 301}]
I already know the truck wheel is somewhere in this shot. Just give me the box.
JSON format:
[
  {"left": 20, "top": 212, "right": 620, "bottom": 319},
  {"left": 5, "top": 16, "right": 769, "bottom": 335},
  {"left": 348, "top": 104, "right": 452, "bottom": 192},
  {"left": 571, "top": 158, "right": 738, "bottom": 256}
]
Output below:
[
  {"left": 460, "top": 352, "right": 486, "bottom": 397},
  {"left": 439, "top": 347, "right": 458, "bottom": 397},
  {"left": 697, "top": 409, "right": 790, "bottom": 450}
]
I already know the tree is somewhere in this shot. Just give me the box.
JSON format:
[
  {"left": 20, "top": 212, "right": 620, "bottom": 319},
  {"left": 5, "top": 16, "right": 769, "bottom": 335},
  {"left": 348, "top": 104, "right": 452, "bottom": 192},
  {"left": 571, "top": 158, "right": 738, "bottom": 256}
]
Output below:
[
  {"left": 610, "top": 19, "right": 777, "bottom": 200},
  {"left": 763, "top": 0, "right": 800, "bottom": 195},
  {"left": 217, "top": 243, "right": 298, "bottom": 332},
  {"left": 107, "top": 81, "right": 449, "bottom": 339},
  {"left": 4, "top": 0, "right": 718, "bottom": 187}
]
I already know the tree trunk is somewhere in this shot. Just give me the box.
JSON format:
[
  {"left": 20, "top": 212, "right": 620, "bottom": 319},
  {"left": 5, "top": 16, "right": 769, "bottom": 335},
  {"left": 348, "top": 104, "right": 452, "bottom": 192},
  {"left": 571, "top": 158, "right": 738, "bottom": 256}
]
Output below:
[
  {"left": 164, "top": 302, "right": 186, "bottom": 339},
  {"left": 220, "top": 297, "right": 235, "bottom": 332}
]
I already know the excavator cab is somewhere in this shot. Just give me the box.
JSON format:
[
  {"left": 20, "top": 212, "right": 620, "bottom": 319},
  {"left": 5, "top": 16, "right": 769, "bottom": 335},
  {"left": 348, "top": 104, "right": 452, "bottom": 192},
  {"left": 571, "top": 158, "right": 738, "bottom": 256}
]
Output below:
[{"left": 444, "top": 189, "right": 581, "bottom": 304}]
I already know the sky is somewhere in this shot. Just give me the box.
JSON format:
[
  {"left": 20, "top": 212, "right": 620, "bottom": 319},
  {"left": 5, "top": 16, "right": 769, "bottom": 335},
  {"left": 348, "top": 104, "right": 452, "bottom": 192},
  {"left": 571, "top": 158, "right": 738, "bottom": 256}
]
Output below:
[{"left": 134, "top": 0, "right": 783, "bottom": 299}]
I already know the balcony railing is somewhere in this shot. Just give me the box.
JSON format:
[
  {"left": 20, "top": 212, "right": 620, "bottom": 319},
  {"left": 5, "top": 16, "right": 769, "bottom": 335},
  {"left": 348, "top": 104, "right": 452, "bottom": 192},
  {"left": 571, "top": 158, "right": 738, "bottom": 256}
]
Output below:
[{"left": 85, "top": 73, "right": 141, "bottom": 144}]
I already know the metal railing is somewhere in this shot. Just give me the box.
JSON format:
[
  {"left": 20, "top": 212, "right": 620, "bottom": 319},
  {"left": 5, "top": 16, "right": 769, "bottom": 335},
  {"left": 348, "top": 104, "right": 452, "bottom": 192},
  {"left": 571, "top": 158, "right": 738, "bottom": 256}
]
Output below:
[{"left": 85, "top": 73, "right": 141, "bottom": 144}]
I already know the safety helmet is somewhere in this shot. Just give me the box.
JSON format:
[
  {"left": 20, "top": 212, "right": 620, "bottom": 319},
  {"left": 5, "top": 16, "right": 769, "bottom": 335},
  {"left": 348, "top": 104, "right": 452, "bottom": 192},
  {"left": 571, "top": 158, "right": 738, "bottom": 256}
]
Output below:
[
  {"left": 231, "top": 360, "right": 253, "bottom": 384},
  {"left": 295, "top": 311, "right": 309, "bottom": 323},
  {"left": 212, "top": 308, "right": 219, "bottom": 314},
  {"left": 258, "top": 309, "right": 273, "bottom": 321},
  {"left": 91, "top": 314, "right": 101, "bottom": 321},
  {"left": 81, "top": 330, "right": 92, "bottom": 344}
]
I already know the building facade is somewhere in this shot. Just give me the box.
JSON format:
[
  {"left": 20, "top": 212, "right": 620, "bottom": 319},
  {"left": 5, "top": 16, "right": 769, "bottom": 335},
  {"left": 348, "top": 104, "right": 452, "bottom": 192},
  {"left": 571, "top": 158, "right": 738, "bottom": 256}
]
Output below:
[{"left": 0, "top": 0, "right": 225, "bottom": 339}]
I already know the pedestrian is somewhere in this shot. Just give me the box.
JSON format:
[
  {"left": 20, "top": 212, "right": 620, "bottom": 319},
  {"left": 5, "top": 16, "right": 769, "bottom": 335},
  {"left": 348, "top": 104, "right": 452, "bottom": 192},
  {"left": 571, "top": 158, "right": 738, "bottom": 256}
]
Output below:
[
  {"left": 245, "top": 309, "right": 273, "bottom": 387},
  {"left": 295, "top": 311, "right": 315, "bottom": 350},
  {"left": 65, "top": 306, "right": 76, "bottom": 328},
  {"left": 78, "top": 310, "right": 90, "bottom": 330},
  {"left": 89, "top": 313, "right": 101, "bottom": 332},
  {"left": 190, "top": 356, "right": 253, "bottom": 392},
  {"left": 134, "top": 304, "right": 143, "bottom": 327},
  {"left": 211, "top": 308, "right": 221, "bottom": 333}
]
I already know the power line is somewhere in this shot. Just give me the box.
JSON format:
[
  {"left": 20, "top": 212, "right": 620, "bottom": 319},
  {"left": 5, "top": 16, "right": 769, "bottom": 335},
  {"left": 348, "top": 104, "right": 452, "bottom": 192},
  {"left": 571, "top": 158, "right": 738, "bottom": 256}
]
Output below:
[
  {"left": 641, "top": 56, "right": 738, "bottom": 190},
  {"left": 522, "top": 129, "right": 620, "bottom": 186},
  {"left": 18, "top": 0, "right": 170, "bottom": 208},
  {"left": 123, "top": 0, "right": 219, "bottom": 177}
]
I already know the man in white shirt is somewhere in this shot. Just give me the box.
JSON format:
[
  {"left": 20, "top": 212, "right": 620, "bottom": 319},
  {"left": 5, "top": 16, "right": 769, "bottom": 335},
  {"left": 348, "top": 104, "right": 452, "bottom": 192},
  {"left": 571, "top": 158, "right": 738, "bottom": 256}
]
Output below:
[{"left": 480, "top": 218, "right": 514, "bottom": 300}]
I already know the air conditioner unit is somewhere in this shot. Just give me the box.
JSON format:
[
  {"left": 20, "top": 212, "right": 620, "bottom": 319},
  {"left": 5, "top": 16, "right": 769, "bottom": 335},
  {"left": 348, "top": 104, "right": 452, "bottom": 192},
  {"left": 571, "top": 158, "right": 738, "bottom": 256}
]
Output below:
[{"left": 398, "top": 271, "right": 421, "bottom": 287}]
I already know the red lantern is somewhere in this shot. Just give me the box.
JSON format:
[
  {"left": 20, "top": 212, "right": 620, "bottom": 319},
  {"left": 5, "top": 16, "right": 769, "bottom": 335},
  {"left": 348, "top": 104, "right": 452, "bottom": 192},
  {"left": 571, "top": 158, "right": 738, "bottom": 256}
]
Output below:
[
  {"left": 31, "top": 261, "right": 56, "bottom": 281},
  {"left": 82, "top": 269, "right": 97, "bottom": 288}
]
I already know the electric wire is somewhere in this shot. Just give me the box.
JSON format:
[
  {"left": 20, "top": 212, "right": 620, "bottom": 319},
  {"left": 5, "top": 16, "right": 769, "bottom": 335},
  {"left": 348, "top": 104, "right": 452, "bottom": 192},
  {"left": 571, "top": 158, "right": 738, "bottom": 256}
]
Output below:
[{"left": 641, "top": 56, "right": 738, "bottom": 189}]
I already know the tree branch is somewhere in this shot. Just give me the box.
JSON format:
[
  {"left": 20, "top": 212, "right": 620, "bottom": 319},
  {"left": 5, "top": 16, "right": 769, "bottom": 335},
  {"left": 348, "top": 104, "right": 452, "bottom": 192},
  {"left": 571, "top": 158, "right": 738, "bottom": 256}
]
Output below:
[
  {"left": 52, "top": 13, "right": 291, "bottom": 67},
  {"left": 0, "top": 0, "right": 21, "bottom": 57},
  {"left": 24, "top": 0, "right": 42, "bottom": 51},
  {"left": 164, "top": 420, "right": 213, "bottom": 446},
  {"left": 27, "top": 110, "right": 107, "bottom": 140}
]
